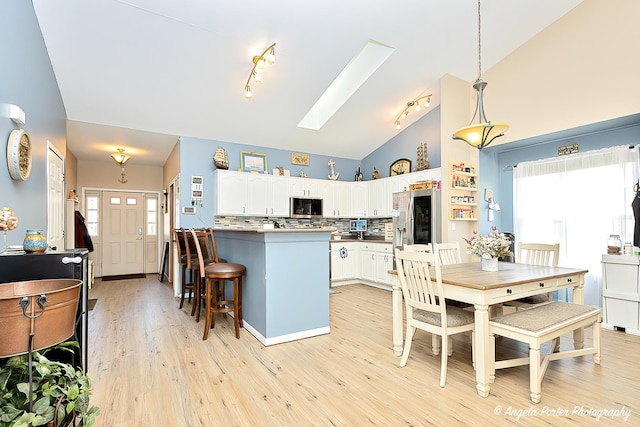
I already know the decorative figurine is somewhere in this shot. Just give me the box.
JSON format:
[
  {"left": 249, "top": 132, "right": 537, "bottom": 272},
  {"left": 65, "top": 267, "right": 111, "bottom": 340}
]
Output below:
[
  {"left": 214, "top": 146, "right": 229, "bottom": 169},
  {"left": 299, "top": 171, "right": 307, "bottom": 178},
  {"left": 328, "top": 159, "right": 340, "bottom": 180},
  {"left": 354, "top": 166, "right": 363, "bottom": 181},
  {"left": 416, "top": 142, "right": 429, "bottom": 171},
  {"left": 372, "top": 168, "right": 379, "bottom": 179}
]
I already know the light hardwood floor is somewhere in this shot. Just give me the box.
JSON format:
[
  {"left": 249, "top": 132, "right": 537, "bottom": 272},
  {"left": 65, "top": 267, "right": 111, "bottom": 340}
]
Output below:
[{"left": 87, "top": 276, "right": 639, "bottom": 426}]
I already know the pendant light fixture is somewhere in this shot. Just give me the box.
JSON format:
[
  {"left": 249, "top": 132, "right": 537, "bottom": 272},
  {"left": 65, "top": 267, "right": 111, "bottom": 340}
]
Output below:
[
  {"left": 111, "top": 148, "right": 130, "bottom": 166},
  {"left": 452, "top": 0, "right": 509, "bottom": 149},
  {"left": 111, "top": 148, "right": 130, "bottom": 184}
]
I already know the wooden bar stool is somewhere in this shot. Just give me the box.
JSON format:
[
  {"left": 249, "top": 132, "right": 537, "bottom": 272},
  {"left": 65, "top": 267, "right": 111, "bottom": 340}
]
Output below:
[
  {"left": 174, "top": 228, "right": 195, "bottom": 311},
  {"left": 189, "top": 229, "right": 246, "bottom": 339},
  {"left": 183, "top": 228, "right": 228, "bottom": 321}
]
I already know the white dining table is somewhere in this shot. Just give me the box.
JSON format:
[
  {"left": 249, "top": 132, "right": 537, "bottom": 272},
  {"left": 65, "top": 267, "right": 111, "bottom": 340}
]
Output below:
[{"left": 391, "top": 261, "right": 588, "bottom": 398}]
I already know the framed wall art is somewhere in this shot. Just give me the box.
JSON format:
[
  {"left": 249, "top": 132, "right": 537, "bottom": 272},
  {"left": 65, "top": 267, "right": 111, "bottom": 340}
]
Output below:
[
  {"left": 291, "top": 152, "right": 310, "bottom": 166},
  {"left": 240, "top": 151, "right": 268, "bottom": 173}
]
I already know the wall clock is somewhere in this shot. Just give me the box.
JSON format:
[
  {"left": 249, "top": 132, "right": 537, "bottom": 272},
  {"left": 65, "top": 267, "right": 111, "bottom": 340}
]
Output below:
[
  {"left": 7, "top": 129, "right": 32, "bottom": 181},
  {"left": 390, "top": 158, "right": 411, "bottom": 176}
]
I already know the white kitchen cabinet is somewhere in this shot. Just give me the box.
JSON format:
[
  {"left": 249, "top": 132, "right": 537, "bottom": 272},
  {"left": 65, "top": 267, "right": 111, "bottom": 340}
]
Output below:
[
  {"left": 214, "top": 170, "right": 247, "bottom": 215},
  {"left": 289, "top": 177, "right": 322, "bottom": 197},
  {"left": 330, "top": 242, "right": 359, "bottom": 281},
  {"left": 213, "top": 170, "right": 288, "bottom": 217},
  {"left": 323, "top": 181, "right": 350, "bottom": 218},
  {"left": 330, "top": 241, "right": 394, "bottom": 289},
  {"left": 374, "top": 244, "right": 394, "bottom": 285},
  {"left": 359, "top": 248, "right": 376, "bottom": 282},
  {"left": 245, "top": 174, "right": 289, "bottom": 216},
  {"left": 367, "top": 179, "right": 390, "bottom": 217},
  {"left": 349, "top": 182, "right": 368, "bottom": 217},
  {"left": 602, "top": 254, "right": 640, "bottom": 335}
]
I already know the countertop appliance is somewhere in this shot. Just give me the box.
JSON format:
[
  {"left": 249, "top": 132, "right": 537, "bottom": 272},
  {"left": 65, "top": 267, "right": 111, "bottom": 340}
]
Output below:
[
  {"left": 392, "top": 189, "right": 442, "bottom": 250},
  {"left": 290, "top": 197, "right": 323, "bottom": 218},
  {"left": 0, "top": 249, "right": 89, "bottom": 371}
]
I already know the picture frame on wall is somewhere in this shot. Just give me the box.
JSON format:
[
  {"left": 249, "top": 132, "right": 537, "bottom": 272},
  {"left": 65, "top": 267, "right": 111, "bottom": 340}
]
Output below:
[
  {"left": 291, "top": 152, "right": 310, "bottom": 166},
  {"left": 240, "top": 151, "right": 268, "bottom": 173}
]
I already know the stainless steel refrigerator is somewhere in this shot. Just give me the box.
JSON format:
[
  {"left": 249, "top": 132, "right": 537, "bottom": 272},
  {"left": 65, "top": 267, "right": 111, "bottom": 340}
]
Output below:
[
  {"left": 0, "top": 250, "right": 89, "bottom": 370},
  {"left": 392, "top": 189, "right": 442, "bottom": 250}
]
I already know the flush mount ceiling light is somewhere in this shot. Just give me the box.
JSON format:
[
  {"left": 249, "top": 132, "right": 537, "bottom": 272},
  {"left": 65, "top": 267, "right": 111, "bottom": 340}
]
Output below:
[
  {"left": 298, "top": 39, "right": 395, "bottom": 130},
  {"left": 394, "top": 94, "right": 432, "bottom": 130},
  {"left": 452, "top": 0, "right": 509, "bottom": 149},
  {"left": 244, "top": 43, "right": 276, "bottom": 99},
  {"left": 111, "top": 148, "right": 130, "bottom": 166}
]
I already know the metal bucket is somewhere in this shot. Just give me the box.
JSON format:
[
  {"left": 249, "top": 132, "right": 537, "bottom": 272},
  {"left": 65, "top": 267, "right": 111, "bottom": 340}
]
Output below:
[{"left": 0, "top": 279, "right": 81, "bottom": 358}]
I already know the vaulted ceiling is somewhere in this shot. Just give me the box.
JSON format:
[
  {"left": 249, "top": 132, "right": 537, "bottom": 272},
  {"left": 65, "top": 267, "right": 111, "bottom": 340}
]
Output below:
[{"left": 32, "top": 0, "right": 583, "bottom": 166}]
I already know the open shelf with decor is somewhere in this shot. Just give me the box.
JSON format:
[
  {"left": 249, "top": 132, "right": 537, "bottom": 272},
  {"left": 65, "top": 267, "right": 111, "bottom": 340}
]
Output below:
[{"left": 449, "top": 161, "right": 478, "bottom": 221}]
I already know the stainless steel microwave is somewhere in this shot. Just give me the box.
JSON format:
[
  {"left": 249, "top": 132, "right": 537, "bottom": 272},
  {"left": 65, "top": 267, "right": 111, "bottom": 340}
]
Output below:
[{"left": 290, "top": 197, "right": 323, "bottom": 218}]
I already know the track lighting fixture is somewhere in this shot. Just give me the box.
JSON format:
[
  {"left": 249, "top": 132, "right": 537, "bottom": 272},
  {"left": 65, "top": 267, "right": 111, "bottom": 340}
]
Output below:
[
  {"left": 394, "top": 94, "right": 432, "bottom": 130},
  {"left": 244, "top": 43, "right": 276, "bottom": 98}
]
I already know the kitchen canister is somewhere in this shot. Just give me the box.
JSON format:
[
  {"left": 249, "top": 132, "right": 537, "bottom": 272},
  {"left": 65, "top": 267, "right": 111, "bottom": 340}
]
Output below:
[
  {"left": 607, "top": 234, "right": 621, "bottom": 255},
  {"left": 23, "top": 229, "right": 47, "bottom": 253}
]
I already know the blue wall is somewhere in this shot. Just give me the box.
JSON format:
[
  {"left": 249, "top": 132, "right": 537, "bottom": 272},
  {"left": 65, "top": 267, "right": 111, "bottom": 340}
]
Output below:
[
  {"left": 179, "top": 107, "right": 444, "bottom": 228},
  {"left": 0, "top": 2, "right": 67, "bottom": 244},
  {"left": 178, "top": 137, "right": 360, "bottom": 228},
  {"left": 479, "top": 120, "right": 640, "bottom": 235},
  {"left": 362, "top": 107, "right": 441, "bottom": 178}
]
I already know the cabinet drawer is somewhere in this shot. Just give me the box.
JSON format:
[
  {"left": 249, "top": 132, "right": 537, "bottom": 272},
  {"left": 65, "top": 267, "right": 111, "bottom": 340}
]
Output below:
[
  {"left": 486, "top": 280, "right": 555, "bottom": 303},
  {"left": 604, "top": 298, "right": 639, "bottom": 329},
  {"left": 603, "top": 263, "right": 639, "bottom": 294},
  {"left": 361, "top": 242, "right": 393, "bottom": 252},
  {"left": 556, "top": 274, "right": 581, "bottom": 289}
]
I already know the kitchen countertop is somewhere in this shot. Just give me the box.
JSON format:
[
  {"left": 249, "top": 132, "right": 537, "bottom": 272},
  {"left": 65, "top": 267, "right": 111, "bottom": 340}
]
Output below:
[
  {"left": 331, "top": 236, "right": 391, "bottom": 242},
  {"left": 214, "top": 227, "right": 335, "bottom": 233}
]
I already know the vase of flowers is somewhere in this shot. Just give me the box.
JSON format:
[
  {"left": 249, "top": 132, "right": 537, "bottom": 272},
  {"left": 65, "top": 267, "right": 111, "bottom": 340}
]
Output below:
[{"left": 464, "top": 227, "right": 513, "bottom": 271}]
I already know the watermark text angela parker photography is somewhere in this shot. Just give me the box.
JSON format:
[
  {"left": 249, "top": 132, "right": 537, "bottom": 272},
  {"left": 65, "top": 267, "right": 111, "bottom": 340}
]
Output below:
[{"left": 493, "top": 404, "right": 632, "bottom": 422}]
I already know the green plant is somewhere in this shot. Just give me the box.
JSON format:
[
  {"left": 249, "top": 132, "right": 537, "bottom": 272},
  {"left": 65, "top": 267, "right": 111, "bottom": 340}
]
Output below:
[{"left": 0, "top": 341, "right": 99, "bottom": 427}]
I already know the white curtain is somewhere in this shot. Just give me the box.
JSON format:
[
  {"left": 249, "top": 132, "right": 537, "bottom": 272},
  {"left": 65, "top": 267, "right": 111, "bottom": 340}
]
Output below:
[{"left": 513, "top": 145, "right": 639, "bottom": 307}]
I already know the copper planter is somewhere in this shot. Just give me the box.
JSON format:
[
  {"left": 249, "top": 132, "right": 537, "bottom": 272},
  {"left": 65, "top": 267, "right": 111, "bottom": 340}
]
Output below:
[{"left": 0, "top": 279, "right": 81, "bottom": 358}]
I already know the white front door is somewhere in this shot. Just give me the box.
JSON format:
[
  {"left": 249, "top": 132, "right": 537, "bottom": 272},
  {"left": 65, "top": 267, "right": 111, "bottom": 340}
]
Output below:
[
  {"left": 47, "top": 143, "right": 64, "bottom": 251},
  {"left": 101, "top": 191, "right": 144, "bottom": 276}
]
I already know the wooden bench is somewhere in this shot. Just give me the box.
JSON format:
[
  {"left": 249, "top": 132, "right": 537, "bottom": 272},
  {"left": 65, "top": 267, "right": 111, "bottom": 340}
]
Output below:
[{"left": 489, "top": 301, "right": 601, "bottom": 403}]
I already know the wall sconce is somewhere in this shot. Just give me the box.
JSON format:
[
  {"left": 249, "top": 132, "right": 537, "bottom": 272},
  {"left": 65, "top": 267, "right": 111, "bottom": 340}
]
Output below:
[
  {"left": 488, "top": 197, "right": 500, "bottom": 221},
  {"left": 394, "top": 94, "right": 432, "bottom": 130},
  {"left": 244, "top": 43, "right": 276, "bottom": 98}
]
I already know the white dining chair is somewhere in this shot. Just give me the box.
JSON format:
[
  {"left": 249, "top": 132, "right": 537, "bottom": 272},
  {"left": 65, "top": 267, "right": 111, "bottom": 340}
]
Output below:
[
  {"left": 395, "top": 249, "right": 475, "bottom": 387},
  {"left": 505, "top": 242, "right": 560, "bottom": 308}
]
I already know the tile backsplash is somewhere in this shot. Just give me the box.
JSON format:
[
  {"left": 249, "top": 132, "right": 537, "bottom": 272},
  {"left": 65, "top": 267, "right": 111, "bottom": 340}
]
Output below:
[{"left": 214, "top": 216, "right": 391, "bottom": 238}]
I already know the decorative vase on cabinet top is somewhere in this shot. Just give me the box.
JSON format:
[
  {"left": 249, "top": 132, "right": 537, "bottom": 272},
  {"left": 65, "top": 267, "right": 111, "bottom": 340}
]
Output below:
[{"left": 23, "top": 229, "right": 47, "bottom": 253}]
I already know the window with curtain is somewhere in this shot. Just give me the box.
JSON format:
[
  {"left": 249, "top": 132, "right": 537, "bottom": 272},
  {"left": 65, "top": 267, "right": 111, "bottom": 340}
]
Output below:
[{"left": 513, "top": 145, "right": 639, "bottom": 307}]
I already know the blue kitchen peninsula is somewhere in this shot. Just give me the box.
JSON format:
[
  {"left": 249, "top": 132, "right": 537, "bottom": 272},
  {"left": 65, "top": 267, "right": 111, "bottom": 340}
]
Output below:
[{"left": 213, "top": 228, "right": 332, "bottom": 346}]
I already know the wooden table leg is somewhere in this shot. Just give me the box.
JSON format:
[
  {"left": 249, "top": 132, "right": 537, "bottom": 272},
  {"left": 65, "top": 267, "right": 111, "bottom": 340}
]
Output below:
[
  {"left": 572, "top": 282, "right": 585, "bottom": 349},
  {"left": 474, "top": 303, "right": 491, "bottom": 398},
  {"left": 391, "top": 275, "right": 403, "bottom": 356}
]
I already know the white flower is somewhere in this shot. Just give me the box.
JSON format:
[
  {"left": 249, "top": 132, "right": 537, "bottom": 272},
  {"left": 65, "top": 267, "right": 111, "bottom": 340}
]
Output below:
[{"left": 464, "top": 227, "right": 513, "bottom": 259}]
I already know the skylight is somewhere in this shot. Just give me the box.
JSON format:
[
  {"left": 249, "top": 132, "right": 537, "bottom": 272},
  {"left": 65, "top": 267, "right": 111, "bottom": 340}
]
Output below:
[{"left": 297, "top": 39, "right": 395, "bottom": 130}]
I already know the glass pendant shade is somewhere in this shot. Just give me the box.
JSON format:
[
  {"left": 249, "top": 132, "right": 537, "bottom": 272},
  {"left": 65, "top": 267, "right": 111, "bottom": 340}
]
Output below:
[
  {"left": 452, "top": 79, "right": 509, "bottom": 149},
  {"left": 111, "top": 149, "right": 130, "bottom": 166}
]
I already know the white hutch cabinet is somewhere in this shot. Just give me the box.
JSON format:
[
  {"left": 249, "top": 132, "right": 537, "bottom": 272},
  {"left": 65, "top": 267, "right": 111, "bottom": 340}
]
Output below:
[{"left": 602, "top": 254, "right": 640, "bottom": 335}]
